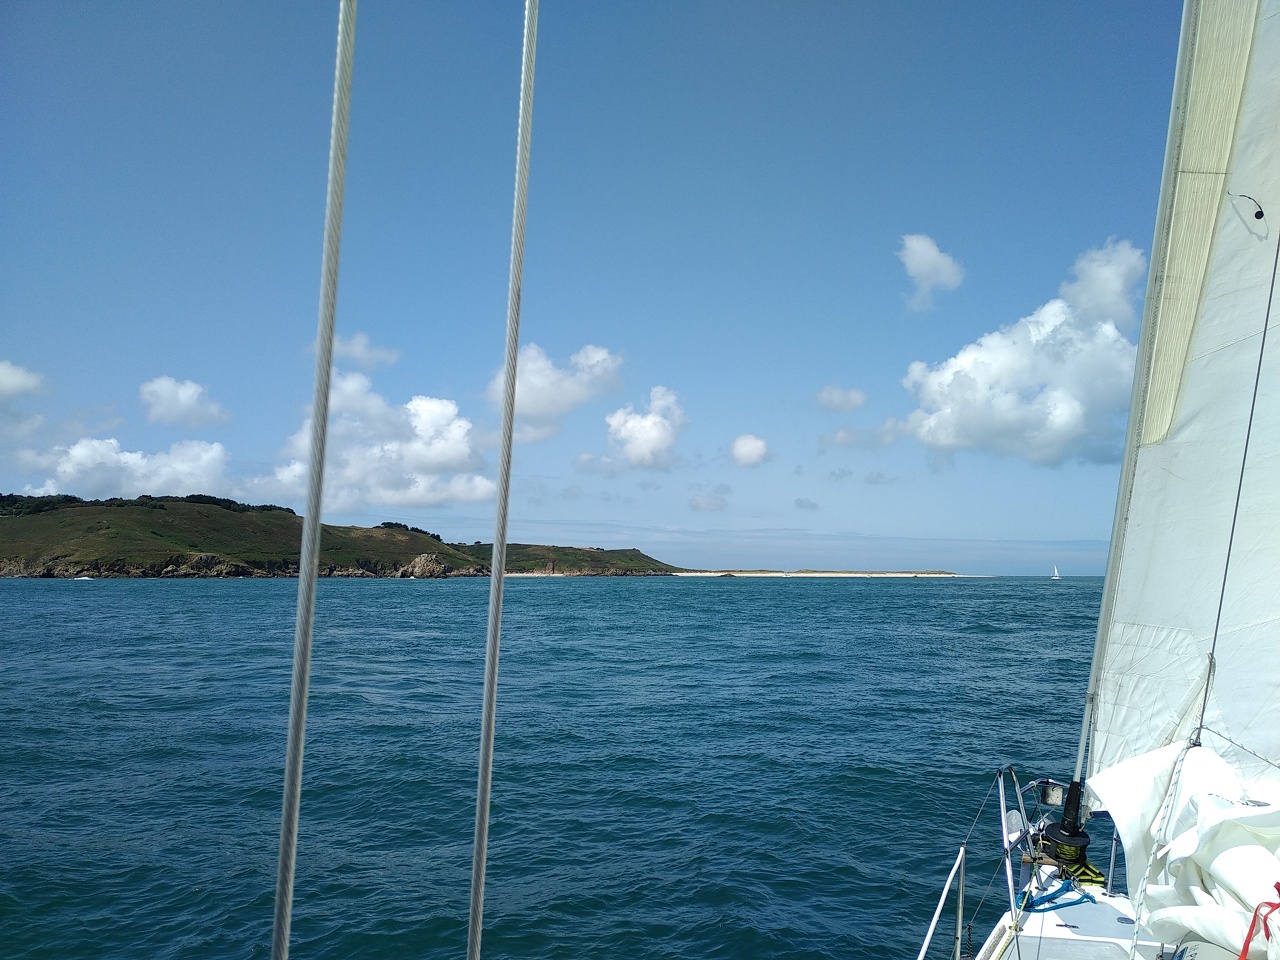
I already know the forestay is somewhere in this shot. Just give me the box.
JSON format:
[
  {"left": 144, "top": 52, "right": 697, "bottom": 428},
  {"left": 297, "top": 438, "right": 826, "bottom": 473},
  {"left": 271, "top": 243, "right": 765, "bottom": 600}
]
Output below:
[{"left": 1081, "top": 0, "right": 1280, "bottom": 953}]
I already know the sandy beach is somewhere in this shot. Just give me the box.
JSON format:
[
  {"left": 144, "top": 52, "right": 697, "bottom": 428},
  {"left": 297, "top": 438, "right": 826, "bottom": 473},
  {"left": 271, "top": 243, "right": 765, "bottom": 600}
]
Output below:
[
  {"left": 503, "top": 570, "right": 962, "bottom": 579},
  {"left": 671, "top": 570, "right": 959, "bottom": 578}
]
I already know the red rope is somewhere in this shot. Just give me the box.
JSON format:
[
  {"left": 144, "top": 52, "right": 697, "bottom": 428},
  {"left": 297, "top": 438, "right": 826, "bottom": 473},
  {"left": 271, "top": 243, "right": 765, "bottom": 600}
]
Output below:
[{"left": 1236, "top": 882, "right": 1280, "bottom": 960}]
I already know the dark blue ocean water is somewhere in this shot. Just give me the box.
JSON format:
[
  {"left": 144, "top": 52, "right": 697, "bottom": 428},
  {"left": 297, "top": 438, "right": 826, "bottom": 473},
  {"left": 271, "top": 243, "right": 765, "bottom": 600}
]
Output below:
[{"left": 0, "top": 576, "right": 1101, "bottom": 959}]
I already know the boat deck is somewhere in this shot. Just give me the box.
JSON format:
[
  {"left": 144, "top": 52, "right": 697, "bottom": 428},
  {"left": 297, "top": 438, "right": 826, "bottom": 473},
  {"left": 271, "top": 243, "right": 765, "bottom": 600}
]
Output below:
[{"left": 976, "top": 868, "right": 1165, "bottom": 960}]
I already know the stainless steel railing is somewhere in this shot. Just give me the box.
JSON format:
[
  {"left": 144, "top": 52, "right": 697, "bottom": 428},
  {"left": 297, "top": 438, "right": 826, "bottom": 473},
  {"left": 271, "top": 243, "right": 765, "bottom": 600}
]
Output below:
[{"left": 916, "top": 844, "right": 967, "bottom": 960}]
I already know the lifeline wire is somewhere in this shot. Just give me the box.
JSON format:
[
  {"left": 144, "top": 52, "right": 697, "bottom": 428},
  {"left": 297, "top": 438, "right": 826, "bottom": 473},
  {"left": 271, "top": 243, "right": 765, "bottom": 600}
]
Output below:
[
  {"left": 271, "top": 2, "right": 357, "bottom": 958},
  {"left": 1200, "top": 727, "right": 1280, "bottom": 772},
  {"left": 961, "top": 774, "right": 999, "bottom": 847},
  {"left": 467, "top": 2, "right": 539, "bottom": 958}
]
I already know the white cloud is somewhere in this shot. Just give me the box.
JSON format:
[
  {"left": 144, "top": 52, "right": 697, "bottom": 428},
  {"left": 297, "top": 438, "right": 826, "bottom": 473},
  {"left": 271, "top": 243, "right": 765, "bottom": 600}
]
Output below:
[
  {"left": 893, "top": 240, "right": 1144, "bottom": 466},
  {"left": 730, "top": 434, "right": 769, "bottom": 467},
  {"left": 898, "top": 234, "right": 964, "bottom": 311},
  {"left": 604, "top": 386, "right": 687, "bottom": 468},
  {"left": 266, "top": 371, "right": 494, "bottom": 509},
  {"left": 489, "top": 343, "right": 620, "bottom": 442},
  {"left": 0, "top": 360, "right": 44, "bottom": 437},
  {"left": 690, "top": 495, "right": 726, "bottom": 511},
  {"left": 816, "top": 385, "right": 866, "bottom": 411},
  {"left": 29, "top": 438, "right": 229, "bottom": 498},
  {"left": 1058, "top": 238, "right": 1147, "bottom": 330},
  {"left": 139, "top": 376, "right": 229, "bottom": 426},
  {"left": 795, "top": 497, "right": 819, "bottom": 510},
  {"left": 334, "top": 332, "right": 400, "bottom": 369},
  {"left": 0, "top": 360, "right": 41, "bottom": 399}
]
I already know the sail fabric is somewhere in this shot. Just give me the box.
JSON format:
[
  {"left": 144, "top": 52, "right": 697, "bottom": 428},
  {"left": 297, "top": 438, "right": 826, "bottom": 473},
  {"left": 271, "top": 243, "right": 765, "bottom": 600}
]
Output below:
[
  {"left": 1082, "top": 0, "right": 1280, "bottom": 952},
  {"left": 1087, "top": 0, "right": 1280, "bottom": 799},
  {"left": 1089, "top": 745, "right": 1280, "bottom": 957}
]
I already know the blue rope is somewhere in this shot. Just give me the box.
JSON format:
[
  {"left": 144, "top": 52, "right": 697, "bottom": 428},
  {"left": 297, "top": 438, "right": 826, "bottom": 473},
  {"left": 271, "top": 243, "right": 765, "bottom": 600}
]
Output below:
[{"left": 1017, "top": 879, "right": 1097, "bottom": 913}]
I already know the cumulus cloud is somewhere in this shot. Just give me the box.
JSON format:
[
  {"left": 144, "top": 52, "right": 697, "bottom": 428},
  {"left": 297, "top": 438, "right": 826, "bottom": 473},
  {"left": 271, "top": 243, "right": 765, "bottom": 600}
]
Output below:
[
  {"left": 9, "top": 366, "right": 228, "bottom": 495},
  {"left": 334, "top": 332, "right": 400, "bottom": 369},
  {"left": 898, "top": 234, "right": 964, "bottom": 311},
  {"left": 28, "top": 438, "right": 229, "bottom": 498},
  {"left": 1058, "top": 239, "right": 1147, "bottom": 330},
  {"left": 604, "top": 386, "right": 687, "bottom": 468},
  {"left": 489, "top": 343, "right": 620, "bottom": 442},
  {"left": 795, "top": 497, "right": 819, "bottom": 510},
  {"left": 265, "top": 371, "right": 494, "bottom": 509},
  {"left": 139, "top": 376, "right": 228, "bottom": 426},
  {"left": 1, "top": 360, "right": 44, "bottom": 437},
  {"left": 816, "top": 385, "right": 866, "bottom": 412},
  {"left": 892, "top": 240, "right": 1144, "bottom": 466},
  {"left": 730, "top": 434, "right": 769, "bottom": 467}
]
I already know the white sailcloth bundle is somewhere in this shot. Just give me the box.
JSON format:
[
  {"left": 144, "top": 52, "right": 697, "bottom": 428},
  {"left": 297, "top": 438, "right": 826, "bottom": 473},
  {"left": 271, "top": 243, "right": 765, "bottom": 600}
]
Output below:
[{"left": 1091, "top": 747, "right": 1280, "bottom": 955}]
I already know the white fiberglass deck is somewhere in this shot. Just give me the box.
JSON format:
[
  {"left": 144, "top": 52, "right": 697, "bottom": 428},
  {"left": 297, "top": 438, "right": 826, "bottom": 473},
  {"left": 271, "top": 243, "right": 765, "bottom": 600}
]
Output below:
[{"left": 976, "top": 869, "right": 1164, "bottom": 960}]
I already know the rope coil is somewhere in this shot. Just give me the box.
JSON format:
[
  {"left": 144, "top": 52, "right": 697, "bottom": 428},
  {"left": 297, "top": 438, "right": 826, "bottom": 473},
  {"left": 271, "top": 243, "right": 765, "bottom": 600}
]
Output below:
[{"left": 1016, "top": 879, "right": 1097, "bottom": 914}]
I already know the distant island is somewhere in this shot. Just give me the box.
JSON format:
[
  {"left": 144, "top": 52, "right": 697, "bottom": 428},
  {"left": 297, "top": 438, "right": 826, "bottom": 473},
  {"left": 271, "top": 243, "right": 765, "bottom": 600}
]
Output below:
[
  {"left": 0, "top": 494, "right": 680, "bottom": 579},
  {"left": 0, "top": 494, "right": 959, "bottom": 580}
]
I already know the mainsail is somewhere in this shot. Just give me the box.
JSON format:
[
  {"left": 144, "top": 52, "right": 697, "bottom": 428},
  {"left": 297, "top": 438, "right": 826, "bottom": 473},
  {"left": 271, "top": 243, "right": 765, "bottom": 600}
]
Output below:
[{"left": 1081, "top": 0, "right": 1280, "bottom": 952}]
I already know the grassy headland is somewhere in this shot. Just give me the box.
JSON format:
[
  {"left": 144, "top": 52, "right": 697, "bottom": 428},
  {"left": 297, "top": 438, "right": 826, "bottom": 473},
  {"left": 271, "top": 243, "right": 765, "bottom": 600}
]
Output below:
[{"left": 0, "top": 494, "right": 681, "bottom": 578}]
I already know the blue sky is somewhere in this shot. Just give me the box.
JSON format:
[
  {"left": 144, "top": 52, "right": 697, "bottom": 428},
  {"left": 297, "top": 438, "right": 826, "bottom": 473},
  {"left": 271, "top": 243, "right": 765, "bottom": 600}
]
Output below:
[{"left": 1, "top": 2, "right": 1184, "bottom": 574}]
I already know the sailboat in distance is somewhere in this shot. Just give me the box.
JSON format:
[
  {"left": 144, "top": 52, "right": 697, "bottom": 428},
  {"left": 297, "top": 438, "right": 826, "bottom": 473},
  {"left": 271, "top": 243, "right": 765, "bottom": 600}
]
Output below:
[
  {"left": 1051, "top": 565, "right": 1061, "bottom": 580},
  {"left": 918, "top": 0, "right": 1280, "bottom": 957}
]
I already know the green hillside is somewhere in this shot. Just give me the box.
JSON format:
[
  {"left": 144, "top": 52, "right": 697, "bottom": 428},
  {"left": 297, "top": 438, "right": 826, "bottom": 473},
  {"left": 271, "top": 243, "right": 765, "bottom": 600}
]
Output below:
[
  {"left": 454, "top": 542, "right": 680, "bottom": 575},
  {"left": 0, "top": 494, "right": 680, "bottom": 578}
]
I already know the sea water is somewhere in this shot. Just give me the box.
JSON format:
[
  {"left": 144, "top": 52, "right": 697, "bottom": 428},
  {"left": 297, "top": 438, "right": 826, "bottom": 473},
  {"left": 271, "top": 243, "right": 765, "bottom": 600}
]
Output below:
[{"left": 0, "top": 575, "right": 1101, "bottom": 959}]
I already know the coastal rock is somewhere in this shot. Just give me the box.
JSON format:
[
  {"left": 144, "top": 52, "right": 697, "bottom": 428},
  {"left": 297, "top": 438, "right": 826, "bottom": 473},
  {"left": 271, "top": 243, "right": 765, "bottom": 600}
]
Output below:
[
  {"left": 0, "top": 553, "right": 295, "bottom": 578},
  {"left": 320, "top": 566, "right": 379, "bottom": 578},
  {"left": 397, "top": 553, "right": 448, "bottom": 579}
]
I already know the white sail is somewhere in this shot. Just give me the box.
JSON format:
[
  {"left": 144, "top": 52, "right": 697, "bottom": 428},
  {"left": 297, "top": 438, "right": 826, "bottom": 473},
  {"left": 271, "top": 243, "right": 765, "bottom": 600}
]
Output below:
[
  {"left": 1087, "top": 0, "right": 1280, "bottom": 798},
  {"left": 1082, "top": 0, "right": 1280, "bottom": 952}
]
